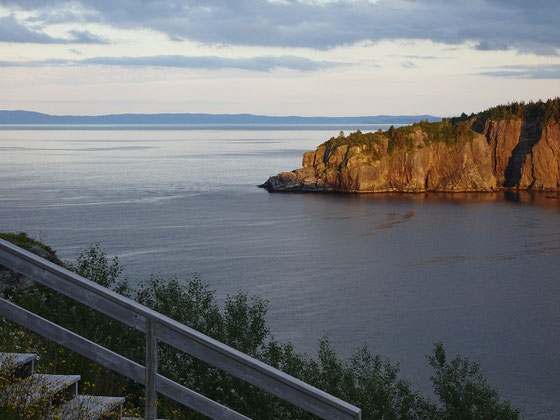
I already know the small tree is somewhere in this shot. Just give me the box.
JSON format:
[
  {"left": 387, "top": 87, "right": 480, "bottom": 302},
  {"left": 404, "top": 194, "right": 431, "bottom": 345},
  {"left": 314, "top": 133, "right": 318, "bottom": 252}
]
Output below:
[{"left": 428, "top": 342, "right": 519, "bottom": 419}]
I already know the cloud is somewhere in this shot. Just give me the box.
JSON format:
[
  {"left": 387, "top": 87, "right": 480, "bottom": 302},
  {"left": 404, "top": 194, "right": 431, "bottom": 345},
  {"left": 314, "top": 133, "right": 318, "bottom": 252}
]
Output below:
[
  {"left": 66, "top": 29, "right": 108, "bottom": 44},
  {"left": 403, "top": 55, "right": 441, "bottom": 60},
  {"left": 1, "top": 0, "right": 559, "bottom": 55},
  {"left": 0, "top": 14, "right": 64, "bottom": 43},
  {"left": 401, "top": 61, "right": 416, "bottom": 68},
  {"left": 478, "top": 64, "right": 560, "bottom": 79},
  {"left": 0, "top": 54, "right": 345, "bottom": 71},
  {"left": 0, "top": 14, "right": 106, "bottom": 44}
]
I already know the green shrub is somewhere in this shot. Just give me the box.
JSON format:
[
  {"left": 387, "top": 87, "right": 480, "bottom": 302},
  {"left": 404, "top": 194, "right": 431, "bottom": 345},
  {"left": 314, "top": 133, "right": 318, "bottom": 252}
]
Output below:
[
  {"left": 0, "top": 237, "right": 519, "bottom": 419},
  {"left": 321, "top": 119, "right": 476, "bottom": 159},
  {"left": 0, "top": 232, "right": 55, "bottom": 255},
  {"left": 428, "top": 342, "right": 519, "bottom": 419},
  {"left": 324, "top": 129, "right": 385, "bottom": 151}
]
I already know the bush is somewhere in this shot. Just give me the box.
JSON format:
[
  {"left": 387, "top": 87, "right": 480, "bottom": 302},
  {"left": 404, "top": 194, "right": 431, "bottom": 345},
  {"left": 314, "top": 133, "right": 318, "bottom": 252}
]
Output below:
[
  {"left": 428, "top": 342, "right": 519, "bottom": 419},
  {"left": 0, "top": 239, "right": 519, "bottom": 419}
]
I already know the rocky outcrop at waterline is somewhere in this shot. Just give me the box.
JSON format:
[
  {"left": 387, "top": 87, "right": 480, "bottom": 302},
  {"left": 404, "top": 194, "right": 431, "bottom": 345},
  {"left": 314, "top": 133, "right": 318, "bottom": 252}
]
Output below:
[{"left": 260, "top": 98, "right": 560, "bottom": 193}]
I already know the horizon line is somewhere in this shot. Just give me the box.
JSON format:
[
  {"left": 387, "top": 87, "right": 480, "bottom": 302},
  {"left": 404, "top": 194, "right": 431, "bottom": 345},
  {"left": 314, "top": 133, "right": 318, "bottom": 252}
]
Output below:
[{"left": 0, "top": 109, "right": 443, "bottom": 119}]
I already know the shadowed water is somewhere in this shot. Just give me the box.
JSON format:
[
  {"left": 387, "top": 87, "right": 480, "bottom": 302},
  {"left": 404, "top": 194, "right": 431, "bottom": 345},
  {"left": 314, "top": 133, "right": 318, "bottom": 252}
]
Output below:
[{"left": 1, "top": 127, "right": 559, "bottom": 418}]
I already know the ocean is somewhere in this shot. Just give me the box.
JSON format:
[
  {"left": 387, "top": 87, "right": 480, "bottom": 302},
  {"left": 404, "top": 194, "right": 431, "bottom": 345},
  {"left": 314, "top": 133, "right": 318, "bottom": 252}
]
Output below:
[{"left": 1, "top": 126, "right": 559, "bottom": 418}]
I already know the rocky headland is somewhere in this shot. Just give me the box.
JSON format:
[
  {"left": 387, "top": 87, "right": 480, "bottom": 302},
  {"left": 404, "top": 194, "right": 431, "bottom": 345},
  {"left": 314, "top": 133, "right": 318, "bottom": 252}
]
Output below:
[{"left": 260, "top": 98, "right": 560, "bottom": 193}]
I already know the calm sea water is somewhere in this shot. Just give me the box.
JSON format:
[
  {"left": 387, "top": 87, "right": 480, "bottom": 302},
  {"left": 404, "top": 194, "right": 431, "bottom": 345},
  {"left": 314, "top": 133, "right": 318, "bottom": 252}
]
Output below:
[{"left": 1, "top": 127, "right": 559, "bottom": 418}]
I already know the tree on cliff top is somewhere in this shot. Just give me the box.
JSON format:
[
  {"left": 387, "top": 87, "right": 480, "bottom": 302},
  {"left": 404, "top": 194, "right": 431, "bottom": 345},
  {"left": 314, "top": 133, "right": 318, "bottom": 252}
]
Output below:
[{"left": 461, "top": 97, "right": 560, "bottom": 125}]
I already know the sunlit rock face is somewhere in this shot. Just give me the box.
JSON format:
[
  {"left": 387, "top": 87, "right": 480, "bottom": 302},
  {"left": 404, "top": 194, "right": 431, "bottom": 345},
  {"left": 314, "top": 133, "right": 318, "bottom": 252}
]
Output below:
[{"left": 261, "top": 116, "right": 560, "bottom": 193}]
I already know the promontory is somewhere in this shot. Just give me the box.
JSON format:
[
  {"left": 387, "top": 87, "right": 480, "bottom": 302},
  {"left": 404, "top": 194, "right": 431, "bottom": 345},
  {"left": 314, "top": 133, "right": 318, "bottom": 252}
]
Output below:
[{"left": 260, "top": 98, "right": 560, "bottom": 193}]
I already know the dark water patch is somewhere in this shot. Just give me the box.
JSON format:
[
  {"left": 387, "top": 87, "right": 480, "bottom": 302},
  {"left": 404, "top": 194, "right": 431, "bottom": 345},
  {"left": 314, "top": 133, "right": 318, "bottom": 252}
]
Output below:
[
  {"left": 375, "top": 210, "right": 416, "bottom": 230},
  {"left": 324, "top": 210, "right": 376, "bottom": 220}
]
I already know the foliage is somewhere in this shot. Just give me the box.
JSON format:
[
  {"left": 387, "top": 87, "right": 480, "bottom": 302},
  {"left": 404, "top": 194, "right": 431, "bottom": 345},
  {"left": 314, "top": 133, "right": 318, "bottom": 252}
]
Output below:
[
  {"left": 0, "top": 237, "right": 519, "bottom": 419},
  {"left": 318, "top": 98, "right": 559, "bottom": 163},
  {"left": 428, "top": 343, "right": 519, "bottom": 419},
  {"left": 0, "top": 356, "right": 55, "bottom": 420},
  {"left": 312, "top": 98, "right": 560, "bottom": 167},
  {"left": 263, "top": 339, "right": 430, "bottom": 419},
  {"left": 0, "top": 232, "right": 55, "bottom": 255},
  {"left": 0, "top": 355, "right": 98, "bottom": 419},
  {"left": 384, "top": 121, "right": 475, "bottom": 154},
  {"left": 1, "top": 244, "right": 144, "bottom": 413},
  {"left": 321, "top": 120, "right": 476, "bottom": 159},
  {"left": 410, "top": 120, "right": 475, "bottom": 145},
  {"left": 456, "top": 97, "right": 560, "bottom": 125},
  {"left": 325, "top": 129, "right": 386, "bottom": 150}
]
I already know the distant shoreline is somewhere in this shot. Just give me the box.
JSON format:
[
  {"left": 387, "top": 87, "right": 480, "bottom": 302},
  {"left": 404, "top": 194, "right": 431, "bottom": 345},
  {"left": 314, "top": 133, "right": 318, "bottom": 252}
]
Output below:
[
  {"left": 0, "top": 110, "right": 441, "bottom": 126},
  {"left": 0, "top": 123, "right": 409, "bottom": 131}
]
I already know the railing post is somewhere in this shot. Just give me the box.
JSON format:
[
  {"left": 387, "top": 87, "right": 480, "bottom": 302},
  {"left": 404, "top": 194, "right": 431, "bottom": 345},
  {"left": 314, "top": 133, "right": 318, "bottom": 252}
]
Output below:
[{"left": 145, "top": 318, "right": 158, "bottom": 420}]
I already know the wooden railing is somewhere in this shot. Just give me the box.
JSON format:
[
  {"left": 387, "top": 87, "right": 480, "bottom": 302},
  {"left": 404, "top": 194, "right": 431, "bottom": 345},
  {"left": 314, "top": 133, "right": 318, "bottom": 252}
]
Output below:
[{"left": 0, "top": 239, "right": 361, "bottom": 420}]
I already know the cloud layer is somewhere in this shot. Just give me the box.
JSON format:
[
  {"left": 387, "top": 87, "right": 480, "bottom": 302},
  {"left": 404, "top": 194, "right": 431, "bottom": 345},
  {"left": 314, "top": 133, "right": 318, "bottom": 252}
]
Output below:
[
  {"left": 0, "top": 54, "right": 343, "bottom": 72},
  {"left": 479, "top": 64, "right": 560, "bottom": 79},
  {"left": 0, "top": 14, "right": 106, "bottom": 43},
  {"left": 1, "top": 0, "right": 559, "bottom": 54}
]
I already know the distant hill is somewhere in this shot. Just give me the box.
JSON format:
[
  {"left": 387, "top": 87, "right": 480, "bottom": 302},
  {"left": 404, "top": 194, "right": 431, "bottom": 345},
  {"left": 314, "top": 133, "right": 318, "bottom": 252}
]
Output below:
[{"left": 0, "top": 110, "right": 441, "bottom": 125}]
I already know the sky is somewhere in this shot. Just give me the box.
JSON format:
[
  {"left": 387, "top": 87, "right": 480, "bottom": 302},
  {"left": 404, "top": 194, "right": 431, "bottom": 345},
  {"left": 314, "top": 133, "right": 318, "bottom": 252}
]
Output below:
[{"left": 1, "top": 0, "right": 559, "bottom": 117}]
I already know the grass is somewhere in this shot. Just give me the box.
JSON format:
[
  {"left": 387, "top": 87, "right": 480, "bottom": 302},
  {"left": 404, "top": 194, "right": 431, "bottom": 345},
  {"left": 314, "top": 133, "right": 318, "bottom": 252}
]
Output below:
[{"left": 0, "top": 232, "right": 55, "bottom": 255}]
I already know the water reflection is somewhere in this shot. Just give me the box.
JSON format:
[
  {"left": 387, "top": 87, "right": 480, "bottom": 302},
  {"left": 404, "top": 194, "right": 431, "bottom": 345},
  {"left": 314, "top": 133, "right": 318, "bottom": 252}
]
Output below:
[{"left": 319, "top": 190, "right": 560, "bottom": 208}]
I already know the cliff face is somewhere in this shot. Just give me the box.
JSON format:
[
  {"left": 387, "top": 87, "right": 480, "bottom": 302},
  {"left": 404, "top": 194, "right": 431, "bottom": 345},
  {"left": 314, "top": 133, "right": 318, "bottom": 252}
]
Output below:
[
  {"left": 261, "top": 117, "right": 560, "bottom": 193},
  {"left": 475, "top": 119, "right": 560, "bottom": 190}
]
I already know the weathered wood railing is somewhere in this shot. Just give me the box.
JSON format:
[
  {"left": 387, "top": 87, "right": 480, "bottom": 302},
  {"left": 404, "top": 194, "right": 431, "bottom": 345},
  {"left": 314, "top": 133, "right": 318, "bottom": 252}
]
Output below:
[{"left": 0, "top": 239, "right": 361, "bottom": 420}]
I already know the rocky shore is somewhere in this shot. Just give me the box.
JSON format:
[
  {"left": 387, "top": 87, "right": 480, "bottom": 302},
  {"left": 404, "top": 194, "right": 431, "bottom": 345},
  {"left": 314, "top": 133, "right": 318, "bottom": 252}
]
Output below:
[{"left": 260, "top": 99, "right": 560, "bottom": 193}]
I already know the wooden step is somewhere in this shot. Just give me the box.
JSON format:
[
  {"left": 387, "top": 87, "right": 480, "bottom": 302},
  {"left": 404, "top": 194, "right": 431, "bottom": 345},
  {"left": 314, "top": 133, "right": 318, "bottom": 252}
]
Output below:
[
  {"left": 57, "top": 395, "right": 125, "bottom": 419},
  {"left": 28, "top": 373, "right": 80, "bottom": 401},
  {"left": 0, "top": 352, "right": 36, "bottom": 378},
  {"left": 2, "top": 373, "right": 80, "bottom": 406}
]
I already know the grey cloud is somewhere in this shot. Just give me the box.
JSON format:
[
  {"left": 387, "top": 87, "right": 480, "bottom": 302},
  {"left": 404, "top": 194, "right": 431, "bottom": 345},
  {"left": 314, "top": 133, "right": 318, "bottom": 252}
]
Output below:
[
  {"left": 0, "top": 58, "right": 69, "bottom": 67},
  {"left": 478, "top": 64, "right": 560, "bottom": 79},
  {"left": 67, "top": 30, "right": 108, "bottom": 44},
  {"left": 401, "top": 61, "right": 416, "bottom": 68},
  {"left": 0, "top": 54, "right": 344, "bottom": 71},
  {"left": 1, "top": 0, "right": 559, "bottom": 54},
  {"left": 82, "top": 55, "right": 342, "bottom": 71},
  {"left": 474, "top": 40, "right": 511, "bottom": 51},
  {"left": 0, "top": 14, "right": 65, "bottom": 43},
  {"left": 0, "top": 14, "right": 106, "bottom": 44}
]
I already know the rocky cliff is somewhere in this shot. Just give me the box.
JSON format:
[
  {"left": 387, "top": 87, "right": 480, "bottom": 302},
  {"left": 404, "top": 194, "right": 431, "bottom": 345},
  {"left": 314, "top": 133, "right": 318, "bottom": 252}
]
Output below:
[
  {"left": 0, "top": 232, "right": 62, "bottom": 295},
  {"left": 260, "top": 99, "right": 560, "bottom": 193}
]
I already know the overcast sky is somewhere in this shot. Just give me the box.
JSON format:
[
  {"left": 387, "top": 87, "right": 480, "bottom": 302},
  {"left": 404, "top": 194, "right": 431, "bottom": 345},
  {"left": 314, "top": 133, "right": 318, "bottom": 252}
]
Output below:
[{"left": 1, "top": 0, "right": 559, "bottom": 117}]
